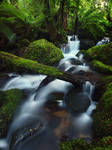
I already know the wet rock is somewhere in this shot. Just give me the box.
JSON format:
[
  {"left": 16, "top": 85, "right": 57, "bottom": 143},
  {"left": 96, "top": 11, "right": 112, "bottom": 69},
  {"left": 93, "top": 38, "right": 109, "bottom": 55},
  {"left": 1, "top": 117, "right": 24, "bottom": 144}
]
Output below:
[
  {"left": 68, "top": 58, "right": 83, "bottom": 65},
  {"left": 67, "top": 66, "right": 76, "bottom": 73},
  {"left": 10, "top": 120, "right": 43, "bottom": 150},
  {"left": 70, "top": 35, "right": 75, "bottom": 41},
  {"left": 65, "top": 88, "right": 90, "bottom": 113},
  {"left": 77, "top": 70, "right": 85, "bottom": 75},
  {"left": 58, "top": 63, "right": 67, "bottom": 71}
]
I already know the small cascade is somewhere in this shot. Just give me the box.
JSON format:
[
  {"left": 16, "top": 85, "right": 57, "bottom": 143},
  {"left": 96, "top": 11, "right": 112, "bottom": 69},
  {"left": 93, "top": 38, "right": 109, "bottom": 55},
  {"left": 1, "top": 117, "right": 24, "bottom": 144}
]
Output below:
[
  {"left": 2, "top": 74, "right": 46, "bottom": 91},
  {"left": 0, "top": 139, "right": 8, "bottom": 150},
  {"left": 96, "top": 37, "right": 110, "bottom": 46},
  {"left": 83, "top": 81, "right": 95, "bottom": 99},
  {"left": 78, "top": 53, "right": 84, "bottom": 62},
  {"left": 62, "top": 35, "right": 80, "bottom": 58}
]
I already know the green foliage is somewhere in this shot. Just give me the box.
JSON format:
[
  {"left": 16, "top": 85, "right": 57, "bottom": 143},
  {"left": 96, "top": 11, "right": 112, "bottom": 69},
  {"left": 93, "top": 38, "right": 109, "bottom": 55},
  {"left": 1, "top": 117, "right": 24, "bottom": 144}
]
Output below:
[
  {"left": 23, "top": 39, "right": 63, "bottom": 66},
  {"left": 67, "top": 0, "right": 109, "bottom": 39}
]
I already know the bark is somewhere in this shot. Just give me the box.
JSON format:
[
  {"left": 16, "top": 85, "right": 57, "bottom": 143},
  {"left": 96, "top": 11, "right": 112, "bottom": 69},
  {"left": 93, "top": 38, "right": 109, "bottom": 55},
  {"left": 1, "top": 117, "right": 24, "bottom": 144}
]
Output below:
[{"left": 0, "top": 51, "right": 101, "bottom": 87}]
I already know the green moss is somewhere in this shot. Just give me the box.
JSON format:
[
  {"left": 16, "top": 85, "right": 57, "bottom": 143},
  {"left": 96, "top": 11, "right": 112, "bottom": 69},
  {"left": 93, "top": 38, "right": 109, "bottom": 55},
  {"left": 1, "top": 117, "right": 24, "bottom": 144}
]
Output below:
[
  {"left": 0, "top": 89, "right": 23, "bottom": 137},
  {"left": 60, "top": 136, "right": 112, "bottom": 150},
  {"left": 91, "top": 60, "right": 112, "bottom": 74},
  {"left": 93, "top": 82, "right": 112, "bottom": 138},
  {"left": 84, "top": 42, "right": 112, "bottom": 65},
  {"left": 60, "top": 138, "right": 91, "bottom": 150},
  {"left": 103, "top": 75, "right": 112, "bottom": 84},
  {"left": 0, "top": 51, "right": 67, "bottom": 80},
  {"left": 23, "top": 39, "right": 63, "bottom": 66},
  {"left": 101, "top": 82, "right": 112, "bottom": 110}
]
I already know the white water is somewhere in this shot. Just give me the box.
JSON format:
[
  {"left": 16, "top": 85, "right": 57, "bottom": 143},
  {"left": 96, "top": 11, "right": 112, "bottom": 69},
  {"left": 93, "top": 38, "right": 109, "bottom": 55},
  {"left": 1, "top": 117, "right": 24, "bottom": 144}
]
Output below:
[{"left": 0, "top": 35, "right": 97, "bottom": 150}]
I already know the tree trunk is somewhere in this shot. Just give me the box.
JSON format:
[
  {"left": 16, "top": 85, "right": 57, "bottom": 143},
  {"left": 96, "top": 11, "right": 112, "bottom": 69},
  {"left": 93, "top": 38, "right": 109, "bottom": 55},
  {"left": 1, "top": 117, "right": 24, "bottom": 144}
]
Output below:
[{"left": 0, "top": 51, "right": 101, "bottom": 87}]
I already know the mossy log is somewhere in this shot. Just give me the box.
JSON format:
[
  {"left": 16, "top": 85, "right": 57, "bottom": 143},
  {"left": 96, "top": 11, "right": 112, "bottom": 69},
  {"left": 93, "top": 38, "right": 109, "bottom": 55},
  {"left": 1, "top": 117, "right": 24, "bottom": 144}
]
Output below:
[{"left": 0, "top": 51, "right": 100, "bottom": 86}]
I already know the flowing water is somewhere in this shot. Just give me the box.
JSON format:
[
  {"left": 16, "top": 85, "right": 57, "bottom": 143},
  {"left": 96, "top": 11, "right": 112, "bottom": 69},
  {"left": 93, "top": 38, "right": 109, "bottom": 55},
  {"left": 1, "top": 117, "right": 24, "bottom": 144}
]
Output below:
[{"left": 0, "top": 35, "right": 97, "bottom": 150}]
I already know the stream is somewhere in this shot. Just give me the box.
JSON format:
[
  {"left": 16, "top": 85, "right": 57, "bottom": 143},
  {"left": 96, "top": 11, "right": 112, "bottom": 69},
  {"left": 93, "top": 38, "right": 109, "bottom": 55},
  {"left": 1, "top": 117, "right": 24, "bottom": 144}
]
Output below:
[{"left": 0, "top": 35, "right": 97, "bottom": 150}]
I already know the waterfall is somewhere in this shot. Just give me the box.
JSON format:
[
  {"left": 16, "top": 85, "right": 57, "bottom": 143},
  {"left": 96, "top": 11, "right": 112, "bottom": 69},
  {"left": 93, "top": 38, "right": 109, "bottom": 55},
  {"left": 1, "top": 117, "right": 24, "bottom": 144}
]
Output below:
[{"left": 83, "top": 81, "right": 95, "bottom": 99}]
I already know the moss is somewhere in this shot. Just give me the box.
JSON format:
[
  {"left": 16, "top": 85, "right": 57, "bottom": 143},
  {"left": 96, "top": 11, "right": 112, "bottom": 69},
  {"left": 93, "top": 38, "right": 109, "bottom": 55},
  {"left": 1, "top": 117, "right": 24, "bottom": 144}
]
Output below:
[
  {"left": 103, "top": 75, "right": 112, "bottom": 85},
  {"left": 60, "top": 138, "right": 91, "bottom": 150},
  {"left": 91, "top": 60, "right": 112, "bottom": 74},
  {"left": 60, "top": 136, "right": 112, "bottom": 150},
  {"left": 0, "top": 51, "right": 64, "bottom": 76},
  {"left": 83, "top": 42, "right": 112, "bottom": 73},
  {"left": 0, "top": 51, "right": 77, "bottom": 85},
  {"left": 0, "top": 89, "right": 23, "bottom": 137},
  {"left": 84, "top": 42, "right": 112, "bottom": 65},
  {"left": 93, "top": 82, "right": 112, "bottom": 138},
  {"left": 97, "top": 136, "right": 112, "bottom": 147},
  {"left": 23, "top": 39, "right": 64, "bottom": 66}
]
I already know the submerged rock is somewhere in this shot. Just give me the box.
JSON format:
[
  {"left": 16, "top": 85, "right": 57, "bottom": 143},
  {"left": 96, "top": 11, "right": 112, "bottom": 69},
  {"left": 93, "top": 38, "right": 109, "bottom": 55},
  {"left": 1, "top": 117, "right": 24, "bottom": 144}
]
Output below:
[
  {"left": 0, "top": 89, "right": 23, "bottom": 137},
  {"left": 23, "top": 39, "right": 64, "bottom": 66},
  {"left": 65, "top": 88, "right": 90, "bottom": 113},
  {"left": 68, "top": 58, "right": 83, "bottom": 65}
]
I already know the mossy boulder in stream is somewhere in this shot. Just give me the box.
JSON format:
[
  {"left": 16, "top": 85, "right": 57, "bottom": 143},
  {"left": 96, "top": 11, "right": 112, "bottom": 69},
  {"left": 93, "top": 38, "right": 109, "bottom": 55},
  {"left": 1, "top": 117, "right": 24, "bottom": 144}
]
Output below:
[
  {"left": 93, "top": 82, "right": 112, "bottom": 138},
  {"left": 82, "top": 42, "right": 112, "bottom": 73},
  {"left": 23, "top": 39, "right": 63, "bottom": 66},
  {"left": 84, "top": 42, "right": 112, "bottom": 65},
  {"left": 0, "top": 89, "right": 23, "bottom": 137}
]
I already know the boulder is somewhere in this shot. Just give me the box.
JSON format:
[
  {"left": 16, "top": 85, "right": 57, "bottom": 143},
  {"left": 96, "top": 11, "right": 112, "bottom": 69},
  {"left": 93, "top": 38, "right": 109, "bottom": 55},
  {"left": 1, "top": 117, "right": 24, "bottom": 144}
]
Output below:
[
  {"left": 23, "top": 39, "right": 64, "bottom": 66},
  {"left": 83, "top": 42, "right": 112, "bottom": 74},
  {"left": 84, "top": 42, "right": 112, "bottom": 65},
  {"left": 65, "top": 88, "right": 90, "bottom": 113}
]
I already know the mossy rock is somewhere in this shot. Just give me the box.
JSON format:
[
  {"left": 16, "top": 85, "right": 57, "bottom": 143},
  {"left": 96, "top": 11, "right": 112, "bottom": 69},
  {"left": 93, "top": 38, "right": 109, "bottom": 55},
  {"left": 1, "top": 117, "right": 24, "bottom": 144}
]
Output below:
[
  {"left": 23, "top": 39, "right": 64, "bottom": 66},
  {"left": 60, "top": 136, "right": 112, "bottom": 150},
  {"left": 91, "top": 60, "right": 112, "bottom": 74},
  {"left": 60, "top": 138, "right": 91, "bottom": 150},
  {"left": 84, "top": 42, "right": 112, "bottom": 65},
  {"left": 0, "top": 89, "right": 23, "bottom": 137},
  {"left": 93, "top": 82, "right": 112, "bottom": 138},
  {"left": 103, "top": 75, "right": 112, "bottom": 85}
]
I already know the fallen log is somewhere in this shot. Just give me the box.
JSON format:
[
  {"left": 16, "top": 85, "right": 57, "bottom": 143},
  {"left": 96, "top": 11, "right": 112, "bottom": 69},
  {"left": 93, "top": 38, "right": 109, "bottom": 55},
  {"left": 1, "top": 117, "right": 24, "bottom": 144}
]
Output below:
[{"left": 0, "top": 51, "right": 101, "bottom": 86}]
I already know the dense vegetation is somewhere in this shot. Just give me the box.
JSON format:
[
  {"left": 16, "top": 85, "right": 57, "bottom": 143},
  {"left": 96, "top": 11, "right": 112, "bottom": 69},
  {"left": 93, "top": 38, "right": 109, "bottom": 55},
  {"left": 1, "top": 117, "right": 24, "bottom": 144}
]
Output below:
[{"left": 0, "top": 0, "right": 112, "bottom": 150}]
